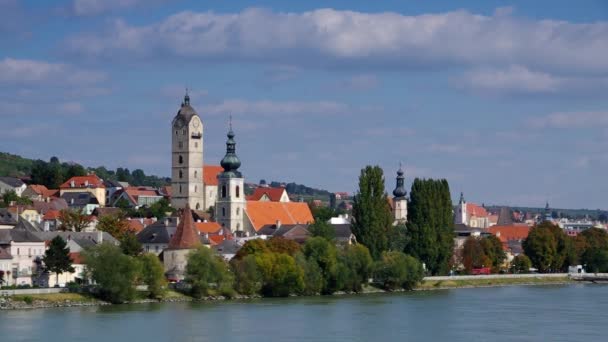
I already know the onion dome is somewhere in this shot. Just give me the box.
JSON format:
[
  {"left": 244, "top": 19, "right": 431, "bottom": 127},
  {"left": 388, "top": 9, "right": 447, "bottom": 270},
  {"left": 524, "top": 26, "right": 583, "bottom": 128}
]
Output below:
[
  {"left": 174, "top": 92, "right": 198, "bottom": 124},
  {"left": 220, "top": 126, "right": 242, "bottom": 176},
  {"left": 392, "top": 167, "right": 407, "bottom": 199}
]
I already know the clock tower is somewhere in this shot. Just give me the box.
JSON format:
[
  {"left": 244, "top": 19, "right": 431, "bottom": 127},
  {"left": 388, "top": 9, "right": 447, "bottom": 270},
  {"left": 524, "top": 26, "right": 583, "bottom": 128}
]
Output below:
[{"left": 171, "top": 92, "right": 205, "bottom": 210}]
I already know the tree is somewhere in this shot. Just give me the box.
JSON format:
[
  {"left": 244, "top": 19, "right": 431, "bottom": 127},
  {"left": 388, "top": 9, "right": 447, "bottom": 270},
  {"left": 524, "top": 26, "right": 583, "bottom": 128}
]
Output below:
[
  {"left": 576, "top": 228, "right": 608, "bottom": 272},
  {"left": 351, "top": 165, "right": 393, "bottom": 259},
  {"left": 374, "top": 251, "right": 424, "bottom": 290},
  {"left": 266, "top": 237, "right": 301, "bottom": 256},
  {"left": 83, "top": 244, "right": 141, "bottom": 303},
  {"left": 65, "top": 164, "right": 87, "bottom": 180},
  {"left": 58, "top": 208, "right": 91, "bottom": 232},
  {"left": 43, "top": 236, "right": 75, "bottom": 286},
  {"left": 1, "top": 190, "right": 32, "bottom": 208},
  {"left": 339, "top": 244, "right": 373, "bottom": 292},
  {"left": 308, "top": 221, "right": 336, "bottom": 241},
  {"left": 388, "top": 224, "right": 407, "bottom": 252},
  {"left": 303, "top": 237, "right": 338, "bottom": 294},
  {"left": 234, "top": 239, "right": 270, "bottom": 260},
  {"left": 295, "top": 253, "right": 324, "bottom": 295},
  {"left": 185, "top": 247, "right": 233, "bottom": 298},
  {"left": 97, "top": 213, "right": 131, "bottom": 239},
  {"left": 405, "top": 178, "right": 454, "bottom": 275},
  {"left": 523, "top": 221, "right": 574, "bottom": 272},
  {"left": 510, "top": 254, "right": 532, "bottom": 273},
  {"left": 139, "top": 253, "right": 167, "bottom": 298},
  {"left": 480, "top": 235, "right": 506, "bottom": 272},
  {"left": 255, "top": 252, "right": 304, "bottom": 297},
  {"left": 231, "top": 255, "right": 262, "bottom": 295},
  {"left": 120, "top": 230, "right": 143, "bottom": 256},
  {"left": 461, "top": 236, "right": 489, "bottom": 274},
  {"left": 147, "top": 198, "right": 174, "bottom": 219}
]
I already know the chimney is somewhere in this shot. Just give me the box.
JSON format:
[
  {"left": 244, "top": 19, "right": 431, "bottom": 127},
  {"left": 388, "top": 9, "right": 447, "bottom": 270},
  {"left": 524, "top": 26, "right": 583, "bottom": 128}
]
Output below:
[
  {"left": 84, "top": 180, "right": 89, "bottom": 187},
  {"left": 276, "top": 220, "right": 281, "bottom": 228},
  {"left": 70, "top": 180, "right": 75, "bottom": 188},
  {"left": 97, "top": 231, "right": 103, "bottom": 244},
  {"left": 140, "top": 218, "right": 144, "bottom": 224}
]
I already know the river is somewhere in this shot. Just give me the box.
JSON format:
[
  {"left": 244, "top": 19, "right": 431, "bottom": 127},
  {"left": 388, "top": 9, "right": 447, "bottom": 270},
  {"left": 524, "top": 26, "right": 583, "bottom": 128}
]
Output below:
[{"left": 1, "top": 284, "right": 607, "bottom": 341}]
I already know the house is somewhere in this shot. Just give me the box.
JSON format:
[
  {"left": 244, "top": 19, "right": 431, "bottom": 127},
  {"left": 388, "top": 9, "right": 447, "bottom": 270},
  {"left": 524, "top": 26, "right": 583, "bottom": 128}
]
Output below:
[
  {"left": 42, "top": 210, "right": 61, "bottom": 231},
  {"left": 247, "top": 187, "right": 290, "bottom": 202},
  {"left": 8, "top": 205, "right": 42, "bottom": 226},
  {"left": 258, "top": 223, "right": 311, "bottom": 243},
  {"left": 22, "top": 185, "right": 59, "bottom": 201},
  {"left": 104, "top": 180, "right": 124, "bottom": 206},
  {"left": 0, "top": 177, "right": 26, "bottom": 197},
  {"left": 487, "top": 225, "right": 531, "bottom": 261},
  {"left": 331, "top": 224, "right": 357, "bottom": 246},
  {"left": 202, "top": 165, "right": 224, "bottom": 211},
  {"left": 0, "top": 208, "right": 18, "bottom": 229},
  {"left": 61, "top": 192, "right": 100, "bottom": 215},
  {"left": 126, "top": 217, "right": 156, "bottom": 233},
  {"left": 243, "top": 201, "right": 314, "bottom": 236},
  {"left": 59, "top": 175, "right": 106, "bottom": 207},
  {"left": 454, "top": 193, "right": 491, "bottom": 228},
  {"left": 0, "top": 226, "right": 46, "bottom": 286},
  {"left": 112, "top": 187, "right": 164, "bottom": 208}
]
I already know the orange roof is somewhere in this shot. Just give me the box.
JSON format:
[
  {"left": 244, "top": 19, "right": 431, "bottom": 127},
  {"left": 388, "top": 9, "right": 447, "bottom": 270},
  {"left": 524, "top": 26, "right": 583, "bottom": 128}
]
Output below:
[
  {"left": 488, "top": 225, "right": 530, "bottom": 243},
  {"left": 122, "top": 187, "right": 161, "bottom": 204},
  {"left": 467, "top": 203, "right": 488, "bottom": 217},
  {"left": 28, "top": 184, "right": 49, "bottom": 195},
  {"left": 245, "top": 201, "right": 314, "bottom": 231},
  {"left": 43, "top": 189, "right": 60, "bottom": 198},
  {"left": 195, "top": 221, "right": 222, "bottom": 234},
  {"left": 69, "top": 252, "right": 84, "bottom": 264},
  {"left": 60, "top": 175, "right": 105, "bottom": 189},
  {"left": 208, "top": 234, "right": 225, "bottom": 245},
  {"left": 43, "top": 209, "right": 61, "bottom": 220},
  {"left": 168, "top": 206, "right": 201, "bottom": 249},
  {"left": 126, "top": 218, "right": 154, "bottom": 233},
  {"left": 203, "top": 165, "right": 223, "bottom": 186},
  {"left": 248, "top": 187, "right": 287, "bottom": 202}
]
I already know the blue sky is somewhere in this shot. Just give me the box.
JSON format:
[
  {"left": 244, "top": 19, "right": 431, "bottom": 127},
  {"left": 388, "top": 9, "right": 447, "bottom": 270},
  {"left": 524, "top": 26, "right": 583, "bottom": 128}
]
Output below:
[{"left": 1, "top": 0, "right": 608, "bottom": 209}]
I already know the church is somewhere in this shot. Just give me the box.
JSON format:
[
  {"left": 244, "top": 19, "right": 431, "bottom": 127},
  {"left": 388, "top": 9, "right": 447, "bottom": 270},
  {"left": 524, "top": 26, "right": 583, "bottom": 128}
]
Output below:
[{"left": 170, "top": 93, "right": 313, "bottom": 237}]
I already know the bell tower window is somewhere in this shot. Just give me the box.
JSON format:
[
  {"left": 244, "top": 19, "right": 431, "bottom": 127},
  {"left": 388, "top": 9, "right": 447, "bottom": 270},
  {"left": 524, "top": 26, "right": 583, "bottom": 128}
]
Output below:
[
  {"left": 236, "top": 185, "right": 240, "bottom": 198},
  {"left": 222, "top": 185, "right": 227, "bottom": 198},
  {"left": 194, "top": 170, "right": 198, "bottom": 178},
  {"left": 179, "top": 170, "right": 183, "bottom": 179},
  {"left": 178, "top": 155, "right": 183, "bottom": 164},
  {"left": 222, "top": 207, "right": 226, "bottom": 217}
]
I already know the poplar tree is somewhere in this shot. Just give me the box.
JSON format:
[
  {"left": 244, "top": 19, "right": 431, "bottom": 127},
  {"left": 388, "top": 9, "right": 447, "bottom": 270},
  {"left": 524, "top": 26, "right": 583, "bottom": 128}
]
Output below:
[
  {"left": 351, "top": 165, "right": 393, "bottom": 259},
  {"left": 405, "top": 178, "right": 454, "bottom": 275}
]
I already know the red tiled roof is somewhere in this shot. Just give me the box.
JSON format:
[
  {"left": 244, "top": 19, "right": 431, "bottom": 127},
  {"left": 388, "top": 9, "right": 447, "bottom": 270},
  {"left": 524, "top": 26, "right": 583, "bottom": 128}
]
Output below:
[
  {"left": 467, "top": 203, "right": 488, "bottom": 217},
  {"left": 245, "top": 201, "right": 314, "bottom": 231},
  {"left": 168, "top": 206, "right": 201, "bottom": 249},
  {"left": 248, "top": 187, "right": 287, "bottom": 202},
  {"left": 70, "top": 252, "right": 84, "bottom": 264},
  {"left": 43, "top": 210, "right": 61, "bottom": 220},
  {"left": 121, "top": 187, "right": 161, "bottom": 204},
  {"left": 488, "top": 225, "right": 530, "bottom": 243},
  {"left": 28, "top": 184, "right": 49, "bottom": 195},
  {"left": 43, "top": 189, "right": 60, "bottom": 198},
  {"left": 126, "top": 218, "right": 154, "bottom": 233},
  {"left": 195, "top": 222, "right": 222, "bottom": 234},
  {"left": 203, "top": 165, "right": 223, "bottom": 186},
  {"left": 208, "top": 235, "right": 225, "bottom": 245},
  {"left": 60, "top": 175, "right": 105, "bottom": 189}
]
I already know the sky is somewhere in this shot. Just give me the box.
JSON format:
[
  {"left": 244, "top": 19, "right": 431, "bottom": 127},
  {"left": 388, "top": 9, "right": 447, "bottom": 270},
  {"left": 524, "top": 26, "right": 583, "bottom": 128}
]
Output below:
[{"left": 1, "top": 0, "right": 608, "bottom": 210}]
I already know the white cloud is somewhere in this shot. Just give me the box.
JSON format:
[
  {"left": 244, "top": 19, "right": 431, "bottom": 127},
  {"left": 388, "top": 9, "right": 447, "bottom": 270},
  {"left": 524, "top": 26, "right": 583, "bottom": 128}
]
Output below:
[
  {"left": 529, "top": 111, "right": 608, "bottom": 128},
  {"left": 65, "top": 8, "right": 608, "bottom": 75},
  {"left": 202, "top": 98, "right": 362, "bottom": 117},
  {"left": 0, "top": 58, "right": 106, "bottom": 85}
]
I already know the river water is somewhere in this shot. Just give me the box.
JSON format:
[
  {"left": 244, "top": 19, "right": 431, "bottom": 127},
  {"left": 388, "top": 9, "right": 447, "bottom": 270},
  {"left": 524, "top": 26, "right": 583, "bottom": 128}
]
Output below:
[{"left": 1, "top": 284, "right": 607, "bottom": 342}]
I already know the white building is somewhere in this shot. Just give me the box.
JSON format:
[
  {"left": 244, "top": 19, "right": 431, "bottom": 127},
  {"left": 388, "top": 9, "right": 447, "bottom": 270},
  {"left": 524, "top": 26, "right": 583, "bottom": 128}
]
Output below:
[{"left": 0, "top": 177, "right": 26, "bottom": 197}]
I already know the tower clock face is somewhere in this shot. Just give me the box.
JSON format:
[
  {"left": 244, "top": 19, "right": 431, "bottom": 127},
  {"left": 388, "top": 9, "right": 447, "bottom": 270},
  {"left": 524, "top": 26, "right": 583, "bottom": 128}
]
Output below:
[
  {"left": 192, "top": 118, "right": 200, "bottom": 128},
  {"left": 175, "top": 118, "right": 185, "bottom": 128}
]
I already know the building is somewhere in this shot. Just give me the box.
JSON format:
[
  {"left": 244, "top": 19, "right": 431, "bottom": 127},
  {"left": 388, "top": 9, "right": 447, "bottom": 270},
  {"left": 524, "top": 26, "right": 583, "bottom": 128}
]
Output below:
[
  {"left": 0, "top": 226, "right": 46, "bottom": 286},
  {"left": 454, "top": 193, "right": 490, "bottom": 228},
  {"left": 22, "top": 184, "right": 59, "bottom": 201},
  {"left": 258, "top": 223, "right": 311, "bottom": 244},
  {"left": 215, "top": 126, "right": 246, "bottom": 233},
  {"left": 59, "top": 175, "right": 106, "bottom": 207},
  {"left": 0, "top": 177, "right": 26, "bottom": 197},
  {"left": 61, "top": 192, "right": 100, "bottom": 215},
  {"left": 163, "top": 205, "right": 202, "bottom": 281},
  {"left": 171, "top": 93, "right": 205, "bottom": 210},
  {"left": 112, "top": 187, "right": 164, "bottom": 208},
  {"left": 244, "top": 201, "right": 314, "bottom": 236},
  {"left": 248, "top": 187, "right": 290, "bottom": 202},
  {"left": 391, "top": 166, "right": 408, "bottom": 224}
]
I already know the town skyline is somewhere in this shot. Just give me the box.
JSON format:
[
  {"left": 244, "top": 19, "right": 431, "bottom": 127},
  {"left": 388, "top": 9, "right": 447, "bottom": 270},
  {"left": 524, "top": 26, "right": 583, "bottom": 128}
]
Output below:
[{"left": 2, "top": 0, "right": 608, "bottom": 209}]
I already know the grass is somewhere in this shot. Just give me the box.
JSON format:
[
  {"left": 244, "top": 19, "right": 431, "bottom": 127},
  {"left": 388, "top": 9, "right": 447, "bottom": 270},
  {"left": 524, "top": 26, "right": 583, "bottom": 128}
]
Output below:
[
  {"left": 417, "top": 276, "right": 573, "bottom": 290},
  {"left": 10, "top": 293, "right": 98, "bottom": 304}
]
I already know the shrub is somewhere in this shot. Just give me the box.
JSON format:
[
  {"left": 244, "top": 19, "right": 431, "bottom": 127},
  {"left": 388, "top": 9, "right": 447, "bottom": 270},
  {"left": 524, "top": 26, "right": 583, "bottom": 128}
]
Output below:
[
  {"left": 185, "top": 247, "right": 233, "bottom": 298},
  {"left": 139, "top": 253, "right": 167, "bottom": 299},
  {"left": 374, "top": 251, "right": 424, "bottom": 290}
]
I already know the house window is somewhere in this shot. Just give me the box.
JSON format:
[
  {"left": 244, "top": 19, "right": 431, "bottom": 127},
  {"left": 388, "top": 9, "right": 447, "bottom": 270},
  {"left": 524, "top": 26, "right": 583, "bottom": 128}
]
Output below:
[
  {"left": 221, "top": 185, "right": 227, "bottom": 198},
  {"left": 175, "top": 131, "right": 178, "bottom": 135},
  {"left": 194, "top": 185, "right": 197, "bottom": 193},
  {"left": 194, "top": 170, "right": 198, "bottom": 178},
  {"left": 178, "top": 155, "right": 183, "bottom": 164},
  {"left": 179, "top": 185, "right": 182, "bottom": 193},
  {"left": 236, "top": 185, "right": 240, "bottom": 198}
]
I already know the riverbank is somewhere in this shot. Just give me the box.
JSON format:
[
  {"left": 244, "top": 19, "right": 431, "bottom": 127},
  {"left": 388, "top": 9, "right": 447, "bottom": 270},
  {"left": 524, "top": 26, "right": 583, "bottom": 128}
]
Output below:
[{"left": 0, "top": 275, "right": 581, "bottom": 310}]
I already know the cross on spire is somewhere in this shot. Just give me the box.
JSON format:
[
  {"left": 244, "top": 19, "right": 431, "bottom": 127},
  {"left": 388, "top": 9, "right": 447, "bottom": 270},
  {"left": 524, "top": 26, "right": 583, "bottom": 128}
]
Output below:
[{"left": 229, "top": 114, "right": 233, "bottom": 131}]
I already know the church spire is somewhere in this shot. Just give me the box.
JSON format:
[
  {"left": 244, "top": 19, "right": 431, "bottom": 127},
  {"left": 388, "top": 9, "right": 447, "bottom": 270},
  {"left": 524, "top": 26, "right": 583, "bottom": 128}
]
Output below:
[
  {"left": 459, "top": 192, "right": 466, "bottom": 204},
  {"left": 392, "top": 164, "right": 407, "bottom": 198},
  {"left": 220, "top": 119, "right": 241, "bottom": 175},
  {"left": 184, "top": 88, "right": 190, "bottom": 106}
]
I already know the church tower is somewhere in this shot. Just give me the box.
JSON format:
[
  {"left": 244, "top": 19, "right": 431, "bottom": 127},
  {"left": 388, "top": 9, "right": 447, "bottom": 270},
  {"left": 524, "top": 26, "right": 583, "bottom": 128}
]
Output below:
[
  {"left": 455, "top": 192, "right": 467, "bottom": 225},
  {"left": 392, "top": 166, "right": 408, "bottom": 224},
  {"left": 216, "top": 122, "right": 246, "bottom": 234},
  {"left": 171, "top": 93, "right": 205, "bottom": 210}
]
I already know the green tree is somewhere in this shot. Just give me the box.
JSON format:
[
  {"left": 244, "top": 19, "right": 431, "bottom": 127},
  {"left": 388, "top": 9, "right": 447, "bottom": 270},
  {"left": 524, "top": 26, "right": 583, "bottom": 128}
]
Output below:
[
  {"left": 1, "top": 190, "right": 32, "bottom": 208},
  {"left": 308, "top": 220, "right": 336, "bottom": 241},
  {"left": 374, "top": 251, "right": 424, "bottom": 290},
  {"left": 185, "top": 247, "right": 233, "bottom": 298},
  {"left": 339, "top": 244, "right": 373, "bottom": 292},
  {"left": 303, "top": 237, "right": 338, "bottom": 294},
  {"left": 577, "top": 228, "right": 608, "bottom": 272},
  {"left": 65, "top": 164, "right": 87, "bottom": 180},
  {"left": 510, "top": 254, "right": 532, "bottom": 274},
  {"left": 461, "top": 236, "right": 489, "bottom": 274},
  {"left": 388, "top": 224, "right": 407, "bottom": 252},
  {"left": 58, "top": 208, "right": 91, "bottom": 232},
  {"left": 295, "top": 253, "right": 324, "bottom": 295},
  {"left": 147, "top": 198, "right": 175, "bottom": 219},
  {"left": 43, "top": 236, "right": 75, "bottom": 286},
  {"left": 231, "top": 255, "right": 262, "bottom": 295},
  {"left": 120, "top": 230, "right": 143, "bottom": 256},
  {"left": 583, "top": 249, "right": 608, "bottom": 273},
  {"left": 234, "top": 239, "right": 270, "bottom": 260},
  {"left": 351, "top": 165, "right": 393, "bottom": 259},
  {"left": 139, "top": 253, "right": 167, "bottom": 298},
  {"left": 405, "top": 178, "right": 454, "bottom": 275},
  {"left": 83, "top": 244, "right": 141, "bottom": 303},
  {"left": 266, "top": 237, "right": 301, "bottom": 256},
  {"left": 255, "top": 252, "right": 304, "bottom": 297},
  {"left": 97, "top": 213, "right": 130, "bottom": 239},
  {"left": 523, "top": 221, "right": 574, "bottom": 272},
  {"left": 480, "top": 235, "right": 507, "bottom": 272}
]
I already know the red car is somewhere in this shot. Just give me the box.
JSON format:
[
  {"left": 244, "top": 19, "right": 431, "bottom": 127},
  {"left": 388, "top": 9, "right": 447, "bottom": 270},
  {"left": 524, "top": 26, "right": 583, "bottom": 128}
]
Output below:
[{"left": 472, "top": 267, "right": 491, "bottom": 275}]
